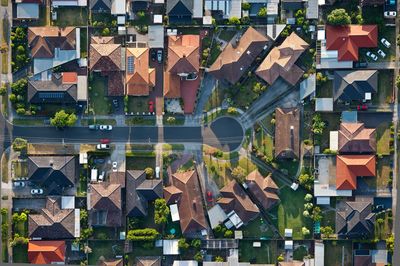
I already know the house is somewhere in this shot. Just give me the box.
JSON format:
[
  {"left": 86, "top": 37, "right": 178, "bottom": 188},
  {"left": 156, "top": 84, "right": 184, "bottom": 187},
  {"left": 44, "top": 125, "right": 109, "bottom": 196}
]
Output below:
[
  {"left": 90, "top": 0, "right": 111, "bottom": 12},
  {"left": 278, "top": 262, "right": 305, "bottom": 266},
  {"left": 28, "top": 241, "right": 65, "bottom": 264},
  {"left": 166, "top": 0, "right": 203, "bottom": 23},
  {"left": 326, "top": 25, "right": 378, "bottom": 61},
  {"left": 333, "top": 70, "right": 378, "bottom": 103},
  {"left": 217, "top": 180, "right": 259, "bottom": 227},
  {"left": 126, "top": 48, "right": 155, "bottom": 96},
  {"left": 52, "top": 0, "right": 87, "bottom": 7},
  {"left": 208, "top": 27, "right": 268, "bottom": 85},
  {"left": 274, "top": 108, "right": 300, "bottom": 160},
  {"left": 164, "top": 169, "right": 207, "bottom": 235},
  {"left": 204, "top": 0, "right": 242, "bottom": 19},
  {"left": 336, "top": 155, "right": 376, "bottom": 190},
  {"left": 281, "top": 0, "right": 304, "bottom": 11},
  {"left": 164, "top": 35, "right": 200, "bottom": 113},
  {"left": 28, "top": 156, "right": 76, "bottom": 195},
  {"left": 247, "top": 1, "right": 279, "bottom": 23},
  {"left": 126, "top": 170, "right": 163, "bottom": 217},
  {"left": 136, "top": 256, "right": 162, "bottom": 266},
  {"left": 28, "top": 197, "right": 80, "bottom": 239},
  {"left": 245, "top": 170, "right": 280, "bottom": 210},
  {"left": 89, "top": 36, "right": 124, "bottom": 96},
  {"left": 28, "top": 27, "right": 80, "bottom": 74},
  {"left": 88, "top": 181, "right": 122, "bottom": 227},
  {"left": 336, "top": 198, "right": 375, "bottom": 238},
  {"left": 256, "top": 32, "right": 308, "bottom": 86},
  {"left": 130, "top": 0, "right": 150, "bottom": 12},
  {"left": 15, "top": 0, "right": 42, "bottom": 20},
  {"left": 338, "top": 123, "right": 376, "bottom": 154},
  {"left": 99, "top": 259, "right": 124, "bottom": 266}
]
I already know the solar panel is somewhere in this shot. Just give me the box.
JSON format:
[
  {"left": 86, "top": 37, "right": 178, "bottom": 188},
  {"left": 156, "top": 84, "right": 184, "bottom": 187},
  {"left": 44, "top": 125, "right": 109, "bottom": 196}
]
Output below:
[
  {"left": 38, "top": 92, "right": 64, "bottom": 99},
  {"left": 127, "top": 56, "right": 134, "bottom": 74}
]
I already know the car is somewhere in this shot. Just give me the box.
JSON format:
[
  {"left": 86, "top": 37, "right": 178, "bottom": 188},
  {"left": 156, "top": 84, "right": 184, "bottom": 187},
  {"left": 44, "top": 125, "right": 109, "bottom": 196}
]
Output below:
[
  {"left": 112, "top": 99, "right": 119, "bottom": 108},
  {"left": 206, "top": 191, "right": 213, "bottom": 202},
  {"left": 112, "top": 161, "right": 118, "bottom": 172},
  {"left": 151, "top": 50, "right": 156, "bottom": 61},
  {"left": 13, "top": 181, "right": 25, "bottom": 188},
  {"left": 99, "top": 125, "right": 113, "bottom": 131},
  {"left": 157, "top": 50, "right": 163, "bottom": 63},
  {"left": 100, "top": 138, "right": 110, "bottom": 144},
  {"left": 93, "top": 158, "right": 105, "bottom": 164},
  {"left": 375, "top": 204, "right": 385, "bottom": 211},
  {"left": 99, "top": 171, "right": 105, "bottom": 181},
  {"left": 384, "top": 11, "right": 396, "bottom": 17},
  {"left": 357, "top": 104, "right": 368, "bottom": 111},
  {"left": 381, "top": 38, "right": 391, "bottom": 48},
  {"left": 31, "top": 188, "right": 43, "bottom": 195},
  {"left": 89, "top": 124, "right": 99, "bottom": 130},
  {"left": 96, "top": 144, "right": 110, "bottom": 150},
  {"left": 366, "top": 51, "right": 378, "bottom": 61},
  {"left": 155, "top": 166, "right": 160, "bottom": 179},
  {"left": 377, "top": 49, "right": 386, "bottom": 58},
  {"left": 149, "top": 101, "right": 154, "bottom": 113}
]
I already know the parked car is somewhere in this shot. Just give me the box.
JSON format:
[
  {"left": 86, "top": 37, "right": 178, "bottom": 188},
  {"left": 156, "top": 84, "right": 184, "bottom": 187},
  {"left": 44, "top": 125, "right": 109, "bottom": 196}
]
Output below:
[
  {"left": 99, "top": 171, "right": 105, "bottom": 181},
  {"left": 149, "top": 101, "right": 154, "bottom": 113},
  {"left": 375, "top": 204, "right": 385, "bottom": 211},
  {"left": 93, "top": 158, "right": 105, "bottom": 164},
  {"left": 100, "top": 138, "right": 110, "bottom": 144},
  {"left": 377, "top": 49, "right": 386, "bottom": 58},
  {"left": 157, "top": 50, "right": 163, "bottom": 63},
  {"left": 384, "top": 11, "right": 396, "bottom": 17},
  {"left": 357, "top": 104, "right": 368, "bottom": 111},
  {"left": 31, "top": 188, "right": 43, "bottom": 195},
  {"left": 381, "top": 38, "right": 391, "bottom": 48},
  {"left": 366, "top": 51, "right": 378, "bottom": 61},
  {"left": 96, "top": 144, "right": 110, "bottom": 150},
  {"left": 13, "top": 181, "right": 25, "bottom": 188},
  {"left": 112, "top": 161, "right": 118, "bottom": 172},
  {"left": 100, "top": 125, "right": 113, "bottom": 131},
  {"left": 89, "top": 124, "right": 99, "bottom": 130},
  {"left": 155, "top": 166, "right": 160, "bottom": 179}
]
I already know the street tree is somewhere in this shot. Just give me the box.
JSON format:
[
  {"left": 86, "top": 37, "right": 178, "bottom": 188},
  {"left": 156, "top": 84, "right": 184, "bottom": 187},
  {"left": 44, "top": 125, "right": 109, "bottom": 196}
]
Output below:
[{"left": 50, "top": 110, "right": 77, "bottom": 128}]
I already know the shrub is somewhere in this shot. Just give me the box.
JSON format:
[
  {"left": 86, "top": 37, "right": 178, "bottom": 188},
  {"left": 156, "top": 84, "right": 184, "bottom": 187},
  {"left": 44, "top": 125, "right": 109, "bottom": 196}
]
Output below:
[
  {"left": 126, "top": 228, "right": 159, "bottom": 241},
  {"left": 12, "top": 138, "right": 27, "bottom": 152},
  {"left": 241, "top": 2, "right": 251, "bottom": 10},
  {"left": 327, "top": 9, "right": 351, "bottom": 25},
  {"left": 178, "top": 238, "right": 189, "bottom": 250},
  {"left": 145, "top": 167, "right": 154, "bottom": 177}
]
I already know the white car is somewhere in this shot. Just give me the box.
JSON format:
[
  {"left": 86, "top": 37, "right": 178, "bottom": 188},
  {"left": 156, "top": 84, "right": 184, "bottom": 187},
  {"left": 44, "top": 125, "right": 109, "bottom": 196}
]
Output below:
[
  {"left": 384, "top": 11, "right": 396, "bottom": 18},
  {"left": 381, "top": 38, "right": 391, "bottom": 48},
  {"left": 112, "top": 161, "right": 118, "bottom": 172},
  {"left": 377, "top": 49, "right": 386, "bottom": 58},
  {"left": 366, "top": 51, "right": 378, "bottom": 61},
  {"left": 13, "top": 181, "right": 25, "bottom": 188},
  {"left": 100, "top": 125, "right": 113, "bottom": 131},
  {"left": 155, "top": 166, "right": 160, "bottom": 179},
  {"left": 31, "top": 188, "right": 43, "bottom": 195},
  {"left": 96, "top": 144, "right": 110, "bottom": 150}
]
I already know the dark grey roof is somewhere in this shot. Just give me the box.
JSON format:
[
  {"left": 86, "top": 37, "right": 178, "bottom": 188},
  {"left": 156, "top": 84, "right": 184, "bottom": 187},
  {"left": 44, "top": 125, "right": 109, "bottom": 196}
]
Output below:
[
  {"left": 90, "top": 0, "right": 111, "bottom": 10},
  {"left": 167, "top": 0, "right": 193, "bottom": 15},
  {"left": 333, "top": 70, "right": 378, "bottom": 102}
]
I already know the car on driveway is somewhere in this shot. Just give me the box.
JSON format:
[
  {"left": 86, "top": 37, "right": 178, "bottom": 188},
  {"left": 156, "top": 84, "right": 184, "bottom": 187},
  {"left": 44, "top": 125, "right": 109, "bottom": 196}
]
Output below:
[
  {"left": 100, "top": 125, "right": 113, "bottom": 131},
  {"left": 357, "top": 104, "right": 368, "bottom": 111},
  {"left": 384, "top": 11, "right": 396, "bottom": 17},
  {"left": 377, "top": 49, "right": 386, "bottom": 58},
  {"left": 157, "top": 50, "right": 163, "bottom": 63},
  {"left": 97, "top": 144, "right": 110, "bottom": 150},
  {"left": 31, "top": 188, "right": 43, "bottom": 195},
  {"left": 366, "top": 51, "right": 378, "bottom": 61},
  {"left": 100, "top": 138, "right": 110, "bottom": 144},
  {"left": 93, "top": 158, "right": 105, "bottom": 164},
  {"left": 149, "top": 101, "right": 154, "bottom": 113},
  {"left": 381, "top": 38, "right": 391, "bottom": 48},
  {"left": 89, "top": 124, "right": 99, "bottom": 130},
  {"left": 13, "top": 181, "right": 25, "bottom": 188},
  {"left": 112, "top": 161, "right": 118, "bottom": 172}
]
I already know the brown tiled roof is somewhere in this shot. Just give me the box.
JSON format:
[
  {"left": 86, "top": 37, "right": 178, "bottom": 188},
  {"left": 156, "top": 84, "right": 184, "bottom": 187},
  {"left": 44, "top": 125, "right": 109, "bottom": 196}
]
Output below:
[
  {"left": 164, "top": 185, "right": 182, "bottom": 204},
  {"left": 28, "top": 27, "right": 76, "bottom": 58},
  {"left": 89, "top": 182, "right": 122, "bottom": 227},
  {"left": 99, "top": 259, "right": 123, "bottom": 266},
  {"left": 208, "top": 27, "right": 268, "bottom": 84},
  {"left": 338, "top": 123, "right": 376, "bottom": 154},
  {"left": 218, "top": 180, "right": 259, "bottom": 224},
  {"left": 246, "top": 170, "right": 279, "bottom": 210},
  {"left": 164, "top": 169, "right": 207, "bottom": 234},
  {"left": 256, "top": 32, "right": 308, "bottom": 86},
  {"left": 126, "top": 48, "right": 155, "bottom": 96},
  {"left": 274, "top": 107, "right": 300, "bottom": 159},
  {"left": 107, "top": 71, "right": 124, "bottom": 96},
  {"left": 109, "top": 172, "right": 126, "bottom": 188},
  {"left": 89, "top": 43, "right": 122, "bottom": 71},
  {"left": 29, "top": 197, "right": 76, "bottom": 239},
  {"left": 278, "top": 262, "right": 305, "bottom": 266},
  {"left": 135, "top": 256, "right": 162, "bottom": 266},
  {"left": 91, "top": 36, "right": 115, "bottom": 44}
]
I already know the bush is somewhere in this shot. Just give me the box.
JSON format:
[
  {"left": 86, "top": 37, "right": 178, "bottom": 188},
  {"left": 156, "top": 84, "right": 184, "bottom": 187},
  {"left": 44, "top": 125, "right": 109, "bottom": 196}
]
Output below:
[
  {"left": 224, "top": 229, "right": 233, "bottom": 238},
  {"left": 0, "top": 84, "right": 6, "bottom": 96},
  {"left": 166, "top": 116, "right": 176, "bottom": 124},
  {"left": 178, "top": 238, "right": 189, "bottom": 250},
  {"left": 102, "top": 28, "right": 110, "bottom": 36},
  {"left": 257, "top": 7, "right": 267, "bottom": 17},
  {"left": 154, "top": 198, "right": 170, "bottom": 225},
  {"left": 16, "top": 108, "right": 25, "bottom": 115},
  {"left": 231, "top": 166, "right": 246, "bottom": 183},
  {"left": 126, "top": 228, "right": 159, "bottom": 241},
  {"left": 191, "top": 239, "right": 201, "bottom": 248},
  {"left": 145, "top": 167, "right": 154, "bottom": 177},
  {"left": 327, "top": 9, "right": 351, "bottom": 25},
  {"left": 12, "top": 138, "right": 27, "bottom": 152},
  {"left": 241, "top": 2, "right": 251, "bottom": 10},
  {"left": 227, "top": 107, "right": 238, "bottom": 115}
]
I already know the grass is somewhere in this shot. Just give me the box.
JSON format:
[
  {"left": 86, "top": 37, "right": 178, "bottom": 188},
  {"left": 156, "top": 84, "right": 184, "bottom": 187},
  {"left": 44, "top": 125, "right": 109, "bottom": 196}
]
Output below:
[
  {"left": 1, "top": 152, "right": 8, "bottom": 182},
  {"left": 324, "top": 241, "right": 353, "bottom": 266},
  {"left": 273, "top": 160, "right": 299, "bottom": 178},
  {"left": 270, "top": 186, "right": 312, "bottom": 240},
  {"left": 163, "top": 144, "right": 185, "bottom": 151},
  {"left": 88, "top": 240, "right": 124, "bottom": 265},
  {"left": 374, "top": 211, "right": 392, "bottom": 240},
  {"left": 293, "top": 245, "right": 309, "bottom": 261},
  {"left": 375, "top": 70, "right": 393, "bottom": 106},
  {"left": 89, "top": 74, "right": 111, "bottom": 115},
  {"left": 320, "top": 208, "right": 336, "bottom": 228},
  {"left": 376, "top": 122, "right": 391, "bottom": 155},
  {"left": 126, "top": 117, "right": 156, "bottom": 126},
  {"left": 318, "top": 112, "right": 341, "bottom": 150},
  {"left": 376, "top": 156, "right": 392, "bottom": 190},
  {"left": 12, "top": 244, "right": 28, "bottom": 263},
  {"left": 316, "top": 79, "right": 333, "bottom": 98},
  {"left": 253, "top": 128, "right": 274, "bottom": 160},
  {"left": 231, "top": 76, "right": 261, "bottom": 110},
  {"left": 53, "top": 7, "right": 88, "bottom": 26},
  {"left": 238, "top": 240, "right": 277, "bottom": 264},
  {"left": 218, "top": 30, "right": 236, "bottom": 42},
  {"left": 1, "top": 53, "right": 7, "bottom": 74},
  {"left": 14, "top": 220, "right": 28, "bottom": 237},
  {"left": 127, "top": 96, "right": 150, "bottom": 114},
  {"left": 80, "top": 27, "right": 88, "bottom": 58},
  {"left": 204, "top": 86, "right": 225, "bottom": 112},
  {"left": 1, "top": 0, "right": 7, "bottom": 6},
  {"left": 2, "top": 210, "right": 8, "bottom": 263},
  {"left": 81, "top": 118, "right": 116, "bottom": 126},
  {"left": 93, "top": 227, "right": 118, "bottom": 240},
  {"left": 12, "top": 118, "right": 44, "bottom": 126},
  {"left": 12, "top": 161, "right": 27, "bottom": 178},
  {"left": 242, "top": 217, "right": 274, "bottom": 239},
  {"left": 126, "top": 156, "right": 155, "bottom": 170},
  {"left": 2, "top": 93, "right": 8, "bottom": 118},
  {"left": 163, "top": 115, "right": 185, "bottom": 125}
]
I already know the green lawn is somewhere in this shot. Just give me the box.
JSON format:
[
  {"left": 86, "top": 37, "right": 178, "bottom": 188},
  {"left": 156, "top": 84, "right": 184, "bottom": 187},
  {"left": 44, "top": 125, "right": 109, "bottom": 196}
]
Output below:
[
  {"left": 320, "top": 208, "right": 336, "bottom": 228},
  {"left": 163, "top": 144, "right": 185, "bottom": 151},
  {"left": 254, "top": 129, "right": 274, "bottom": 160},
  {"left": 324, "top": 241, "right": 352, "bottom": 266},
  {"left": 93, "top": 227, "right": 119, "bottom": 240},
  {"left": 293, "top": 245, "right": 309, "bottom": 261},
  {"left": 128, "top": 245, "right": 162, "bottom": 265},
  {"left": 81, "top": 118, "right": 116, "bottom": 126},
  {"left": 80, "top": 27, "right": 88, "bottom": 58},
  {"left": 89, "top": 74, "right": 111, "bottom": 115},
  {"left": 230, "top": 76, "right": 261, "bottom": 110},
  {"left": 1, "top": 0, "right": 8, "bottom": 6},
  {"left": 12, "top": 118, "right": 44, "bottom": 126},
  {"left": 125, "top": 117, "right": 156, "bottom": 126},
  {"left": 375, "top": 70, "right": 393, "bottom": 106},
  {"left": 204, "top": 86, "right": 225, "bottom": 112},
  {"left": 1, "top": 53, "right": 7, "bottom": 74},
  {"left": 318, "top": 112, "right": 341, "bottom": 150},
  {"left": 316, "top": 80, "right": 333, "bottom": 98},
  {"left": 88, "top": 240, "right": 124, "bottom": 265},
  {"left": 238, "top": 240, "right": 277, "bottom": 264},
  {"left": 375, "top": 211, "right": 392, "bottom": 240},
  {"left": 12, "top": 161, "right": 28, "bottom": 178},
  {"left": 376, "top": 122, "right": 391, "bottom": 155},
  {"left": 218, "top": 30, "right": 236, "bottom": 42},
  {"left": 376, "top": 156, "right": 392, "bottom": 190},
  {"left": 13, "top": 244, "right": 28, "bottom": 263},
  {"left": 127, "top": 96, "right": 150, "bottom": 114},
  {"left": 53, "top": 7, "right": 88, "bottom": 26},
  {"left": 273, "top": 160, "right": 299, "bottom": 178},
  {"left": 126, "top": 156, "right": 155, "bottom": 170},
  {"left": 242, "top": 217, "right": 274, "bottom": 239}
]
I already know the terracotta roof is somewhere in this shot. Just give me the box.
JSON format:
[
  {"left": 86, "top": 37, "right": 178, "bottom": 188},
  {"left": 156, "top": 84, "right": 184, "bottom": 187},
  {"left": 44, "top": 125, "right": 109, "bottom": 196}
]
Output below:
[
  {"left": 164, "top": 185, "right": 183, "bottom": 204},
  {"left": 208, "top": 27, "right": 268, "bottom": 84},
  {"left": 107, "top": 71, "right": 125, "bottom": 96},
  {"left": 91, "top": 36, "right": 115, "bottom": 44},
  {"left": 89, "top": 43, "right": 122, "bottom": 71},
  {"left": 246, "top": 170, "right": 280, "bottom": 210},
  {"left": 274, "top": 107, "right": 300, "bottom": 159},
  {"left": 126, "top": 48, "right": 155, "bottom": 96},
  {"left": 278, "top": 262, "right": 305, "bottom": 266},
  {"left": 326, "top": 25, "right": 378, "bottom": 61},
  {"left": 28, "top": 241, "right": 65, "bottom": 264},
  {"left": 338, "top": 123, "right": 376, "bottom": 154},
  {"left": 62, "top": 72, "right": 78, "bottom": 84},
  {"left": 336, "top": 155, "right": 376, "bottom": 190},
  {"left": 135, "top": 256, "right": 162, "bottom": 266},
  {"left": 256, "top": 32, "right": 308, "bottom": 85},
  {"left": 218, "top": 180, "right": 259, "bottom": 224},
  {"left": 99, "top": 259, "right": 124, "bottom": 266},
  {"left": 28, "top": 27, "right": 76, "bottom": 58},
  {"left": 164, "top": 169, "right": 207, "bottom": 234},
  {"left": 333, "top": 70, "right": 378, "bottom": 102}
]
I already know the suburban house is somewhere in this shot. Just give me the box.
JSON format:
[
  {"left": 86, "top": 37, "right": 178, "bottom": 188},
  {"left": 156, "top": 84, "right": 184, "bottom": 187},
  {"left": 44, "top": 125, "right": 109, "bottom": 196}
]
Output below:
[
  {"left": 135, "top": 256, "right": 162, "bottom": 266},
  {"left": 166, "top": 0, "right": 203, "bottom": 23},
  {"left": 217, "top": 180, "right": 259, "bottom": 228},
  {"left": 333, "top": 70, "right": 378, "bottom": 103},
  {"left": 99, "top": 259, "right": 124, "bottom": 266},
  {"left": 88, "top": 181, "right": 122, "bottom": 227},
  {"left": 89, "top": 36, "right": 124, "bottom": 96},
  {"left": 28, "top": 197, "right": 80, "bottom": 239},
  {"left": 336, "top": 198, "right": 375, "bottom": 238},
  {"left": 130, "top": 0, "right": 150, "bottom": 12},
  {"left": 336, "top": 155, "right": 376, "bottom": 190},
  {"left": 27, "top": 72, "right": 88, "bottom": 104},
  {"left": 274, "top": 107, "right": 300, "bottom": 160},
  {"left": 278, "top": 261, "right": 305, "bottom": 266},
  {"left": 126, "top": 170, "right": 163, "bottom": 217},
  {"left": 337, "top": 123, "right": 376, "bottom": 154},
  {"left": 125, "top": 47, "right": 155, "bottom": 96},
  {"left": 28, "top": 241, "right": 66, "bottom": 264},
  {"left": 164, "top": 169, "right": 207, "bottom": 235},
  {"left": 89, "top": 0, "right": 111, "bottom": 12},
  {"left": 353, "top": 249, "right": 388, "bottom": 266},
  {"left": 164, "top": 35, "right": 200, "bottom": 113},
  {"left": 28, "top": 27, "right": 80, "bottom": 75},
  {"left": 245, "top": 170, "right": 280, "bottom": 210},
  {"left": 52, "top": 0, "right": 87, "bottom": 7},
  {"left": 28, "top": 155, "right": 76, "bottom": 195},
  {"left": 204, "top": 0, "right": 241, "bottom": 19},
  {"left": 208, "top": 27, "right": 268, "bottom": 84},
  {"left": 325, "top": 25, "right": 378, "bottom": 62},
  {"left": 15, "top": 0, "right": 42, "bottom": 20}
]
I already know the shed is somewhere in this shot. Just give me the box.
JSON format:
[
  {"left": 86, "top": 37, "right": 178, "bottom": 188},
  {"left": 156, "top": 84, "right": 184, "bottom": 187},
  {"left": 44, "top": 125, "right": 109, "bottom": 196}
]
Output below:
[
  {"left": 329, "top": 131, "right": 338, "bottom": 151},
  {"left": 207, "top": 204, "right": 228, "bottom": 229},
  {"left": 91, "top": 169, "right": 98, "bottom": 182},
  {"left": 315, "top": 98, "right": 333, "bottom": 111},
  {"left": 17, "top": 3, "right": 39, "bottom": 19},
  {"left": 285, "top": 240, "right": 293, "bottom": 250},
  {"left": 315, "top": 241, "right": 325, "bottom": 266},
  {"left": 163, "top": 240, "right": 180, "bottom": 255},
  {"left": 170, "top": 204, "right": 180, "bottom": 222},
  {"left": 284, "top": 228, "right": 293, "bottom": 238},
  {"left": 153, "top": 14, "right": 163, "bottom": 24}
]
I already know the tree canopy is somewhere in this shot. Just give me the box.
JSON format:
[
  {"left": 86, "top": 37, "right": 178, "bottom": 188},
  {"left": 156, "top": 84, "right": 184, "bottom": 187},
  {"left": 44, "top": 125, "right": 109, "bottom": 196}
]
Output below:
[
  {"left": 327, "top": 9, "right": 351, "bottom": 25},
  {"left": 154, "top": 199, "right": 170, "bottom": 225},
  {"left": 50, "top": 110, "right": 77, "bottom": 128}
]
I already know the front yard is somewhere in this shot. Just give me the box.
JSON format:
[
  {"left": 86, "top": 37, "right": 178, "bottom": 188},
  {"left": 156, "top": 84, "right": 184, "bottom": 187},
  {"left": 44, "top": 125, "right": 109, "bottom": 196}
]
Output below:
[
  {"left": 89, "top": 74, "right": 111, "bottom": 115},
  {"left": 375, "top": 70, "right": 393, "bottom": 106},
  {"left": 126, "top": 155, "right": 156, "bottom": 170},
  {"left": 127, "top": 96, "right": 150, "bottom": 114},
  {"left": 12, "top": 161, "right": 27, "bottom": 178},
  {"left": 53, "top": 7, "right": 88, "bottom": 27}
]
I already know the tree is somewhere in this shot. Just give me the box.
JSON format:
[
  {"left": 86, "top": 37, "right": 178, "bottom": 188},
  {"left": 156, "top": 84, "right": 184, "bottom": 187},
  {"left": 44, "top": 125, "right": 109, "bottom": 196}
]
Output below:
[
  {"left": 80, "top": 228, "right": 93, "bottom": 240},
  {"left": 166, "top": 116, "right": 176, "bottom": 124},
  {"left": 154, "top": 199, "right": 170, "bottom": 225},
  {"left": 298, "top": 173, "right": 314, "bottom": 191},
  {"left": 16, "top": 108, "right": 25, "bottom": 115},
  {"left": 320, "top": 226, "right": 334, "bottom": 237},
  {"left": 50, "top": 110, "right": 77, "bottom": 128},
  {"left": 277, "top": 254, "right": 284, "bottom": 262},
  {"left": 302, "top": 227, "right": 310, "bottom": 236},
  {"left": 228, "top": 17, "right": 241, "bottom": 25},
  {"left": 241, "top": 2, "right": 251, "bottom": 10},
  {"left": 312, "top": 206, "right": 322, "bottom": 222},
  {"left": 304, "top": 203, "right": 313, "bottom": 210},
  {"left": 191, "top": 239, "right": 201, "bottom": 248},
  {"left": 312, "top": 114, "right": 325, "bottom": 135},
  {"left": 178, "top": 238, "right": 189, "bottom": 250},
  {"left": 80, "top": 209, "right": 88, "bottom": 227},
  {"left": 327, "top": 9, "right": 351, "bottom": 25},
  {"left": 102, "top": 28, "right": 110, "bottom": 36},
  {"left": 224, "top": 229, "right": 233, "bottom": 238},
  {"left": 316, "top": 72, "right": 327, "bottom": 85},
  {"left": 386, "top": 234, "right": 394, "bottom": 254},
  {"left": 257, "top": 7, "right": 267, "bottom": 17},
  {"left": 231, "top": 166, "right": 246, "bottom": 183},
  {"left": 304, "top": 193, "right": 313, "bottom": 202},
  {"left": 194, "top": 251, "right": 203, "bottom": 262},
  {"left": 377, "top": 218, "right": 384, "bottom": 225},
  {"left": 12, "top": 138, "right": 27, "bottom": 152},
  {"left": 227, "top": 107, "right": 238, "bottom": 115},
  {"left": 215, "top": 256, "right": 224, "bottom": 262},
  {"left": 253, "top": 82, "right": 266, "bottom": 94},
  {"left": 145, "top": 167, "right": 154, "bottom": 178},
  {"left": 0, "top": 84, "right": 6, "bottom": 96},
  {"left": 303, "top": 210, "right": 310, "bottom": 217}
]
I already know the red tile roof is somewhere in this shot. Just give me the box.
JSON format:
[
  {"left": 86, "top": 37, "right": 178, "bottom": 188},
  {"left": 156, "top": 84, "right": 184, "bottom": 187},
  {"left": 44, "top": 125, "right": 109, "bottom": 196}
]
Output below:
[
  {"left": 126, "top": 48, "right": 155, "bottom": 96},
  {"left": 336, "top": 155, "right": 376, "bottom": 190},
  {"left": 326, "top": 25, "right": 378, "bottom": 61},
  {"left": 61, "top": 72, "right": 77, "bottom": 84},
  {"left": 28, "top": 240, "right": 65, "bottom": 264}
]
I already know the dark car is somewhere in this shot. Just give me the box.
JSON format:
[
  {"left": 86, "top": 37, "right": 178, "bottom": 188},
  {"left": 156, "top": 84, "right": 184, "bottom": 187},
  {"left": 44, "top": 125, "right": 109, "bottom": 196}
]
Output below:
[
  {"left": 157, "top": 50, "right": 163, "bottom": 63},
  {"left": 93, "top": 158, "right": 105, "bottom": 164}
]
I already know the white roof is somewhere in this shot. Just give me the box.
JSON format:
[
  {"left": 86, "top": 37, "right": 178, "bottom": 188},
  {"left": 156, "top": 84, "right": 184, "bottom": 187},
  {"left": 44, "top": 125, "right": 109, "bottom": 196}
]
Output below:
[
  {"left": 317, "top": 29, "right": 325, "bottom": 40},
  {"left": 154, "top": 14, "right": 163, "bottom": 24},
  {"left": 192, "top": 0, "right": 203, "bottom": 18},
  {"left": 372, "top": 249, "right": 388, "bottom": 264},
  {"left": 208, "top": 204, "right": 228, "bottom": 229},
  {"left": 163, "top": 240, "right": 180, "bottom": 255},
  {"left": 266, "top": 24, "right": 286, "bottom": 41},
  {"left": 316, "top": 196, "right": 330, "bottom": 205},
  {"left": 284, "top": 228, "right": 293, "bottom": 237},
  {"left": 314, "top": 184, "right": 353, "bottom": 197},
  {"left": 173, "top": 261, "right": 198, "bottom": 266},
  {"left": 79, "top": 152, "right": 88, "bottom": 164},
  {"left": 365, "top": 92, "right": 372, "bottom": 100},
  {"left": 154, "top": 0, "right": 164, "bottom": 3},
  {"left": 234, "top": 231, "right": 243, "bottom": 239},
  {"left": 315, "top": 98, "right": 333, "bottom": 111},
  {"left": 117, "top": 15, "right": 126, "bottom": 25},
  {"left": 61, "top": 196, "right": 75, "bottom": 209},
  {"left": 149, "top": 25, "right": 164, "bottom": 48},
  {"left": 111, "top": 0, "right": 125, "bottom": 15},
  {"left": 253, "top": 242, "right": 261, "bottom": 247},
  {"left": 170, "top": 204, "right": 180, "bottom": 222},
  {"left": 17, "top": 3, "right": 39, "bottom": 19},
  {"left": 300, "top": 73, "right": 316, "bottom": 100},
  {"left": 91, "top": 169, "right": 98, "bottom": 182},
  {"left": 315, "top": 242, "right": 325, "bottom": 266},
  {"left": 329, "top": 131, "right": 338, "bottom": 151},
  {"left": 227, "top": 211, "right": 243, "bottom": 228},
  {"left": 203, "top": 15, "right": 212, "bottom": 25},
  {"left": 306, "top": 0, "right": 318, "bottom": 19},
  {"left": 285, "top": 240, "right": 293, "bottom": 250},
  {"left": 77, "top": 75, "right": 88, "bottom": 101}
]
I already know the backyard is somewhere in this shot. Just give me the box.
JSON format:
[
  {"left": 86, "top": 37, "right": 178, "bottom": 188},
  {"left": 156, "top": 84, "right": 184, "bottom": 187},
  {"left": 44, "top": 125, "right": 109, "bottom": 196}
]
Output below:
[
  {"left": 87, "top": 240, "right": 124, "bottom": 265},
  {"left": 53, "top": 7, "right": 88, "bottom": 27},
  {"left": 242, "top": 217, "right": 275, "bottom": 239},
  {"left": 376, "top": 121, "right": 391, "bottom": 155},
  {"left": 89, "top": 74, "right": 111, "bottom": 115},
  {"left": 375, "top": 70, "right": 394, "bottom": 106},
  {"left": 12, "top": 244, "right": 28, "bottom": 263},
  {"left": 238, "top": 240, "right": 277, "bottom": 264},
  {"left": 324, "top": 241, "right": 353, "bottom": 266},
  {"left": 318, "top": 112, "right": 341, "bottom": 150},
  {"left": 253, "top": 128, "right": 274, "bottom": 160},
  {"left": 12, "top": 161, "right": 28, "bottom": 178}
]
